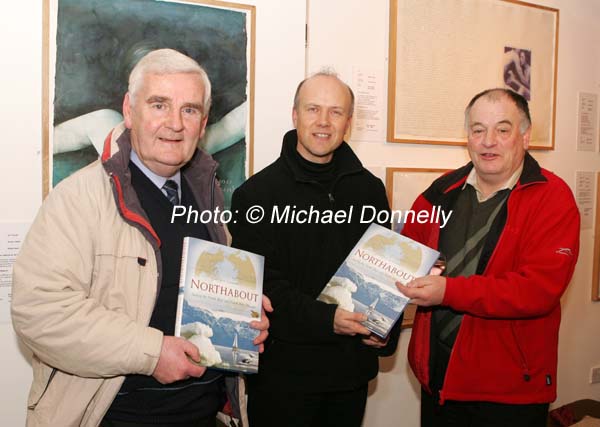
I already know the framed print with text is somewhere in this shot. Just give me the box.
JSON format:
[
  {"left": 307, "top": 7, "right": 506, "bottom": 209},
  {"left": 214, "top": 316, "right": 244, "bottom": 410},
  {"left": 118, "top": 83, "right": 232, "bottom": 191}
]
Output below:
[
  {"left": 387, "top": 0, "right": 558, "bottom": 149},
  {"left": 43, "top": 0, "right": 255, "bottom": 209},
  {"left": 592, "top": 173, "right": 600, "bottom": 301},
  {"left": 385, "top": 167, "right": 450, "bottom": 328}
]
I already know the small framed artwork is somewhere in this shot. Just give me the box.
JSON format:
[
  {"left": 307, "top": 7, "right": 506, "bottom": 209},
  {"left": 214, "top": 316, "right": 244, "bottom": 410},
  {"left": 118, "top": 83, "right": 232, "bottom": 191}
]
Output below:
[
  {"left": 43, "top": 0, "right": 255, "bottom": 209},
  {"left": 385, "top": 167, "right": 450, "bottom": 328}
]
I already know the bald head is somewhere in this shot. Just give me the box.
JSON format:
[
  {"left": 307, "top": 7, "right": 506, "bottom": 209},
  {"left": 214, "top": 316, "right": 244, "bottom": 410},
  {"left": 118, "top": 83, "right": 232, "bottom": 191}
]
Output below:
[
  {"left": 293, "top": 70, "right": 354, "bottom": 116},
  {"left": 292, "top": 72, "right": 354, "bottom": 164}
]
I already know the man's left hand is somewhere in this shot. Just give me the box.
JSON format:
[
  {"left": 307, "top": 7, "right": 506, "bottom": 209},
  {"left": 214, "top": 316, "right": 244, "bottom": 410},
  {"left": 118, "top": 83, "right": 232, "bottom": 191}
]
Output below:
[
  {"left": 396, "top": 275, "right": 446, "bottom": 307},
  {"left": 361, "top": 334, "right": 389, "bottom": 348},
  {"left": 250, "top": 295, "right": 273, "bottom": 353}
]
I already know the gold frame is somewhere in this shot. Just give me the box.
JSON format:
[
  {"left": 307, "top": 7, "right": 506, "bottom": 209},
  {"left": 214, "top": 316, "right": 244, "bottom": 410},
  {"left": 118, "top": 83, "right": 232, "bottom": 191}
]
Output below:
[
  {"left": 592, "top": 173, "right": 600, "bottom": 301},
  {"left": 42, "top": 0, "right": 255, "bottom": 198},
  {"left": 386, "top": 167, "right": 450, "bottom": 328},
  {"left": 387, "top": 0, "right": 559, "bottom": 149}
]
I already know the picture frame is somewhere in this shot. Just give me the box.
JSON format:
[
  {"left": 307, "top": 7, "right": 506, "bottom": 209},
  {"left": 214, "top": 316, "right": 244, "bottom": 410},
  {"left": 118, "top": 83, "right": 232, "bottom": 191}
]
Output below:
[
  {"left": 385, "top": 167, "right": 450, "bottom": 328},
  {"left": 42, "top": 0, "right": 255, "bottom": 209},
  {"left": 592, "top": 172, "right": 600, "bottom": 301},
  {"left": 387, "top": 0, "right": 559, "bottom": 149}
]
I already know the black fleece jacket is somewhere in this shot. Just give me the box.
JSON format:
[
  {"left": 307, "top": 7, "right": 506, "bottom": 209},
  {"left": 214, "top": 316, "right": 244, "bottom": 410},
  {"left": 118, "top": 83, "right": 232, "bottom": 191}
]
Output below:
[{"left": 230, "top": 130, "right": 401, "bottom": 392}]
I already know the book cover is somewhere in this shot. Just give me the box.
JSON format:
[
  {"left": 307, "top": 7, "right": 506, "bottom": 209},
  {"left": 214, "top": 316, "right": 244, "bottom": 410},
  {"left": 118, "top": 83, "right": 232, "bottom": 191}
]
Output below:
[
  {"left": 175, "top": 237, "right": 264, "bottom": 373},
  {"left": 317, "top": 223, "right": 439, "bottom": 338}
]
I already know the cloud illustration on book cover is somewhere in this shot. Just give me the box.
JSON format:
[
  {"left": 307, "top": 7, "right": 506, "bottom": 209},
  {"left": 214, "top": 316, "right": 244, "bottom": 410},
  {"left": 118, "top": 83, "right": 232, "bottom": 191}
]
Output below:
[
  {"left": 363, "top": 233, "right": 423, "bottom": 273},
  {"left": 195, "top": 247, "right": 257, "bottom": 291}
]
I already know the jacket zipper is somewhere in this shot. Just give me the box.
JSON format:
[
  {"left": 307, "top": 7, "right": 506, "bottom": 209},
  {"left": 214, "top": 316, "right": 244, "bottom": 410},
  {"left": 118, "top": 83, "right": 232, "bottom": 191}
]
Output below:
[
  {"left": 478, "top": 184, "right": 532, "bottom": 382},
  {"left": 206, "top": 170, "right": 226, "bottom": 249},
  {"left": 438, "top": 182, "right": 537, "bottom": 403},
  {"left": 109, "top": 173, "right": 160, "bottom": 247},
  {"left": 210, "top": 170, "right": 224, "bottom": 230},
  {"left": 304, "top": 179, "right": 335, "bottom": 206},
  {"left": 109, "top": 172, "right": 162, "bottom": 314},
  {"left": 211, "top": 172, "right": 216, "bottom": 212}
]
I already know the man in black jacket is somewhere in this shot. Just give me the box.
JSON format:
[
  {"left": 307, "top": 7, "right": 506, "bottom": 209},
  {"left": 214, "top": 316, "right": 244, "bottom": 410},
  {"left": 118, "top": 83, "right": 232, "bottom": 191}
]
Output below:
[{"left": 229, "top": 71, "right": 400, "bottom": 427}]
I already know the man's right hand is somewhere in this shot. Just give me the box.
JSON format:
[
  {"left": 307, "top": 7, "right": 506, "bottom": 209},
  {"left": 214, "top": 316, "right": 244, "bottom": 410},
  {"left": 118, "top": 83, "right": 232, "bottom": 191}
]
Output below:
[
  {"left": 152, "top": 336, "right": 206, "bottom": 384},
  {"left": 333, "top": 308, "right": 371, "bottom": 336}
]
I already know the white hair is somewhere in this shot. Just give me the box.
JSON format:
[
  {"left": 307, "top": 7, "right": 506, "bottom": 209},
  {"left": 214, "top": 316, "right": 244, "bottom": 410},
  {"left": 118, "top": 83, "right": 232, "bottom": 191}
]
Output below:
[{"left": 128, "top": 48, "right": 212, "bottom": 114}]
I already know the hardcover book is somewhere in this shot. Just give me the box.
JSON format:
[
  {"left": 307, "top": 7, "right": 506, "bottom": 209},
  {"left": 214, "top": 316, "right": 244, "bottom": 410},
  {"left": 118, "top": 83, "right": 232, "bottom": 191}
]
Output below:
[
  {"left": 175, "top": 237, "right": 264, "bottom": 373},
  {"left": 317, "top": 223, "right": 439, "bottom": 338}
]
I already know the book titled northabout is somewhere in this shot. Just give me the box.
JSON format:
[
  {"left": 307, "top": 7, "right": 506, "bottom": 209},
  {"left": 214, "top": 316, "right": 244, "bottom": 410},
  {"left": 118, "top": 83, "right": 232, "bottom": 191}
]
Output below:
[
  {"left": 175, "top": 237, "right": 264, "bottom": 373},
  {"left": 318, "top": 223, "right": 439, "bottom": 338}
]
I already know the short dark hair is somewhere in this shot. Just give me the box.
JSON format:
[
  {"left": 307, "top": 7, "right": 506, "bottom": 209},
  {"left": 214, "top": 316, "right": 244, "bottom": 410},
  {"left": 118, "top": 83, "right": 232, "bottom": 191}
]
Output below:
[{"left": 464, "top": 88, "right": 531, "bottom": 134}]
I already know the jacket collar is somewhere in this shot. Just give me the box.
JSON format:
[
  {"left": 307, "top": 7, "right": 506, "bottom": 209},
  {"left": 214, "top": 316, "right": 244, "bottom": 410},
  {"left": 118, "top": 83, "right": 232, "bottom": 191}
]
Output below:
[
  {"left": 518, "top": 152, "right": 547, "bottom": 186},
  {"left": 280, "top": 129, "right": 364, "bottom": 181},
  {"left": 101, "top": 123, "right": 219, "bottom": 186},
  {"left": 100, "top": 123, "right": 221, "bottom": 247},
  {"left": 101, "top": 123, "right": 160, "bottom": 247},
  {"left": 424, "top": 152, "right": 547, "bottom": 203}
]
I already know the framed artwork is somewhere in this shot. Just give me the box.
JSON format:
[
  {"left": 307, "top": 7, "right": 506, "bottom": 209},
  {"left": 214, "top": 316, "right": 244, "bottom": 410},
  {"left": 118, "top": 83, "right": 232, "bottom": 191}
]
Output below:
[
  {"left": 43, "top": 0, "right": 255, "bottom": 209},
  {"left": 387, "top": 0, "right": 559, "bottom": 149},
  {"left": 385, "top": 167, "right": 450, "bottom": 328},
  {"left": 592, "top": 173, "right": 600, "bottom": 301}
]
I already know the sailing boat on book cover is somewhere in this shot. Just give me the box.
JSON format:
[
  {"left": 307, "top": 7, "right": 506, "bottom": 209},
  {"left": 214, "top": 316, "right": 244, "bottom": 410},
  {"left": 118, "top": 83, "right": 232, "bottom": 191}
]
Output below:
[{"left": 175, "top": 237, "right": 264, "bottom": 373}]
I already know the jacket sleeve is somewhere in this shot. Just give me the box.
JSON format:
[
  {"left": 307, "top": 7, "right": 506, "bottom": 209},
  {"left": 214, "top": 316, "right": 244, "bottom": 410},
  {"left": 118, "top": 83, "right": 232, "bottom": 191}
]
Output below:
[
  {"left": 11, "top": 178, "right": 163, "bottom": 378},
  {"left": 443, "top": 179, "right": 580, "bottom": 318},
  {"left": 229, "top": 186, "right": 340, "bottom": 344}
]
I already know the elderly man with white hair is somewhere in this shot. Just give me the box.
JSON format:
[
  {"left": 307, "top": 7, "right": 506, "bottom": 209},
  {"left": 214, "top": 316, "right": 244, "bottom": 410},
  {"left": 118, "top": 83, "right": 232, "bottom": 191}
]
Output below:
[{"left": 12, "top": 49, "right": 270, "bottom": 427}]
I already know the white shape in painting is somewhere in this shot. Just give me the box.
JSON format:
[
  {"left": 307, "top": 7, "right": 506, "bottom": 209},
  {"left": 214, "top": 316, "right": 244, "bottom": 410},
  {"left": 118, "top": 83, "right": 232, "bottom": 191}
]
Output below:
[
  {"left": 318, "top": 276, "right": 357, "bottom": 311},
  {"left": 183, "top": 322, "right": 223, "bottom": 366}
]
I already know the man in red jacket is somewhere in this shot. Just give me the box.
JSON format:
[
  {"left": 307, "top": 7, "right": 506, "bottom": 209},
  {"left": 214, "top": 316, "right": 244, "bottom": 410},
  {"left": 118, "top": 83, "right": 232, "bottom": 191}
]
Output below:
[{"left": 398, "top": 88, "right": 580, "bottom": 427}]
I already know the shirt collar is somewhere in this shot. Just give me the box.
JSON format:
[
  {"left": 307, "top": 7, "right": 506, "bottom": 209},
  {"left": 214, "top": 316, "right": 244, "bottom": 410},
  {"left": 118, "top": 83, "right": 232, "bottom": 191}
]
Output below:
[
  {"left": 464, "top": 163, "right": 523, "bottom": 202},
  {"left": 130, "top": 149, "right": 181, "bottom": 199}
]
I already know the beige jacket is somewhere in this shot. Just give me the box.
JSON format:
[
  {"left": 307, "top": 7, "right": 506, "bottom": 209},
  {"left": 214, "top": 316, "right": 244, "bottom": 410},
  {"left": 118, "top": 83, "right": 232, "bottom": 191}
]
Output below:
[{"left": 12, "top": 124, "right": 238, "bottom": 426}]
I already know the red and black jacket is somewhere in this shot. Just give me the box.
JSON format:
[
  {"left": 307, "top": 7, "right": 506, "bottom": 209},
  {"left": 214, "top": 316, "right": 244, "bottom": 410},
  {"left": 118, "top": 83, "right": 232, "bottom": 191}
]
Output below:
[{"left": 403, "top": 153, "right": 580, "bottom": 404}]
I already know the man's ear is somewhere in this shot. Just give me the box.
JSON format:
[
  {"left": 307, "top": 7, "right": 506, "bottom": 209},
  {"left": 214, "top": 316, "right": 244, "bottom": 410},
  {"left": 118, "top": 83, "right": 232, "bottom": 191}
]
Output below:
[
  {"left": 344, "top": 115, "right": 353, "bottom": 140},
  {"left": 198, "top": 114, "right": 209, "bottom": 140},
  {"left": 522, "top": 126, "right": 531, "bottom": 150},
  {"left": 123, "top": 93, "right": 133, "bottom": 129},
  {"left": 292, "top": 108, "right": 298, "bottom": 128}
]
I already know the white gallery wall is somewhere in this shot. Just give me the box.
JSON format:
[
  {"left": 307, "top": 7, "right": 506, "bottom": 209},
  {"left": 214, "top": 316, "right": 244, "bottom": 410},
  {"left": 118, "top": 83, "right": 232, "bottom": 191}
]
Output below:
[
  {"left": 307, "top": 0, "right": 600, "bottom": 426},
  {"left": 0, "top": 0, "right": 305, "bottom": 425},
  {"left": 0, "top": 2, "right": 44, "bottom": 427},
  {"left": 0, "top": 0, "right": 599, "bottom": 426}
]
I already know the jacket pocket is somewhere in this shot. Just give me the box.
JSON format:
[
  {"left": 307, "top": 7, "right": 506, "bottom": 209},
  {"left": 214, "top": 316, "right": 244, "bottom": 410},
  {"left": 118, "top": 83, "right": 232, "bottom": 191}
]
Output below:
[
  {"left": 28, "top": 360, "right": 56, "bottom": 410},
  {"left": 510, "top": 320, "right": 531, "bottom": 382},
  {"left": 92, "top": 252, "right": 156, "bottom": 321}
]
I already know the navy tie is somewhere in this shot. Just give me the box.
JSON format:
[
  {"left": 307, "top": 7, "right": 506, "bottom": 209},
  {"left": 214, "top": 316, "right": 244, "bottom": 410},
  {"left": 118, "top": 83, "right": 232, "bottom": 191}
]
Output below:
[{"left": 162, "top": 179, "right": 180, "bottom": 205}]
